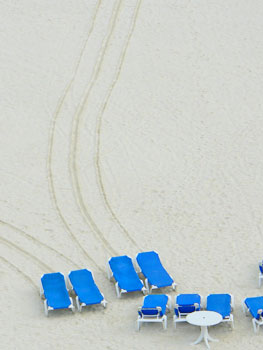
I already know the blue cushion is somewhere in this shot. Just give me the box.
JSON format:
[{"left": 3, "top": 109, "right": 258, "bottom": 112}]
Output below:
[
  {"left": 41, "top": 272, "right": 71, "bottom": 310},
  {"left": 175, "top": 294, "right": 201, "bottom": 316},
  {"left": 245, "top": 297, "right": 263, "bottom": 320},
  {"left": 136, "top": 251, "right": 173, "bottom": 288},
  {"left": 69, "top": 269, "right": 103, "bottom": 305},
  {"left": 259, "top": 264, "right": 263, "bottom": 274},
  {"left": 206, "top": 294, "right": 231, "bottom": 319},
  {"left": 139, "top": 295, "right": 168, "bottom": 317},
  {"left": 109, "top": 255, "right": 143, "bottom": 292}
]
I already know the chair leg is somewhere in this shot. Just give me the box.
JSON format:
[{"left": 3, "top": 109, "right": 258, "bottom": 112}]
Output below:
[
  {"left": 115, "top": 282, "right": 121, "bottom": 298},
  {"left": 69, "top": 297, "right": 75, "bottom": 313},
  {"left": 230, "top": 315, "right": 234, "bottom": 330},
  {"left": 136, "top": 319, "right": 141, "bottom": 331},
  {"left": 145, "top": 279, "right": 150, "bottom": 294},
  {"left": 173, "top": 315, "right": 177, "bottom": 329},
  {"left": 163, "top": 315, "right": 167, "bottom": 330},
  {"left": 242, "top": 302, "right": 249, "bottom": 316},
  {"left": 101, "top": 299, "right": 107, "bottom": 308},
  {"left": 76, "top": 296, "right": 81, "bottom": 312},
  {"left": 44, "top": 299, "right": 48, "bottom": 317},
  {"left": 252, "top": 319, "right": 259, "bottom": 333}
]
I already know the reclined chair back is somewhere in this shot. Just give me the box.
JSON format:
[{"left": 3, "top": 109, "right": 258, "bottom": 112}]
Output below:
[
  {"left": 206, "top": 294, "right": 232, "bottom": 318},
  {"left": 174, "top": 294, "right": 201, "bottom": 317},
  {"left": 138, "top": 306, "right": 162, "bottom": 318}
]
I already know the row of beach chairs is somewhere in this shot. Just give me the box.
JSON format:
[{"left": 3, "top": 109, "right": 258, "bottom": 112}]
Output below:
[
  {"left": 40, "top": 251, "right": 175, "bottom": 316},
  {"left": 40, "top": 269, "right": 107, "bottom": 316},
  {"left": 138, "top": 295, "right": 263, "bottom": 334},
  {"left": 39, "top": 251, "right": 263, "bottom": 334},
  {"left": 137, "top": 293, "right": 234, "bottom": 330},
  {"left": 107, "top": 251, "right": 177, "bottom": 297}
]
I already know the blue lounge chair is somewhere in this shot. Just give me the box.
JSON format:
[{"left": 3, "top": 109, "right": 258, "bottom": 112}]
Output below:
[
  {"left": 68, "top": 269, "right": 107, "bottom": 312},
  {"left": 243, "top": 297, "right": 263, "bottom": 333},
  {"left": 173, "top": 294, "right": 202, "bottom": 328},
  {"left": 40, "top": 272, "right": 75, "bottom": 316},
  {"left": 108, "top": 255, "right": 147, "bottom": 298},
  {"left": 259, "top": 262, "right": 263, "bottom": 287},
  {"left": 206, "top": 294, "right": 234, "bottom": 329},
  {"left": 137, "top": 294, "right": 171, "bottom": 330},
  {"left": 136, "top": 251, "right": 176, "bottom": 293}
]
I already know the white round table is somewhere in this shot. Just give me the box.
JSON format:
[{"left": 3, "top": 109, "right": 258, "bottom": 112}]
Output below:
[{"left": 186, "top": 311, "right": 222, "bottom": 349}]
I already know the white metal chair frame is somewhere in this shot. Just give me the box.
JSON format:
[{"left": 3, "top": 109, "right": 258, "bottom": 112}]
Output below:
[{"left": 137, "top": 295, "right": 172, "bottom": 330}]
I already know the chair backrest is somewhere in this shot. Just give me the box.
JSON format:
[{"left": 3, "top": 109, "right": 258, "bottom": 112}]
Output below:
[
  {"left": 137, "top": 251, "right": 162, "bottom": 272},
  {"left": 245, "top": 297, "right": 263, "bottom": 320},
  {"left": 41, "top": 272, "right": 66, "bottom": 291},
  {"left": 175, "top": 294, "right": 201, "bottom": 316},
  {"left": 109, "top": 255, "right": 143, "bottom": 291},
  {"left": 175, "top": 303, "right": 199, "bottom": 316},
  {"left": 69, "top": 269, "right": 94, "bottom": 289},
  {"left": 259, "top": 263, "right": 263, "bottom": 274},
  {"left": 206, "top": 294, "right": 231, "bottom": 318},
  {"left": 109, "top": 255, "right": 138, "bottom": 278},
  {"left": 138, "top": 306, "right": 162, "bottom": 318}
]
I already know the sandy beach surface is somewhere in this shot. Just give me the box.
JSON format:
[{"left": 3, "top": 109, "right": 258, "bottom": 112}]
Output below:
[{"left": 1, "top": 0, "right": 263, "bottom": 349}]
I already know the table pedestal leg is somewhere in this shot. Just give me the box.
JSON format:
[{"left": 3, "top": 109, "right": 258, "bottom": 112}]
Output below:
[
  {"left": 191, "top": 326, "right": 218, "bottom": 349},
  {"left": 191, "top": 326, "right": 205, "bottom": 345}
]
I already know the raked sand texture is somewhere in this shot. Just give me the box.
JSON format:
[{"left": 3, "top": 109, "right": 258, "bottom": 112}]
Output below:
[{"left": 1, "top": 0, "right": 263, "bottom": 349}]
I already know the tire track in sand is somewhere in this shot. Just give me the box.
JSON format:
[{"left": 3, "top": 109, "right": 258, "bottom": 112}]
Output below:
[
  {"left": 46, "top": 0, "right": 104, "bottom": 272},
  {"left": 0, "top": 220, "right": 80, "bottom": 269},
  {"left": 94, "top": 0, "right": 142, "bottom": 251},
  {"left": 0, "top": 256, "right": 38, "bottom": 291},
  {"left": 69, "top": 0, "right": 123, "bottom": 257},
  {"left": 0, "top": 236, "right": 52, "bottom": 273}
]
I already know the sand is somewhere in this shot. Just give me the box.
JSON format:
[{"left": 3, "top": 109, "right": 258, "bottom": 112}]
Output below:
[{"left": 1, "top": 0, "right": 263, "bottom": 349}]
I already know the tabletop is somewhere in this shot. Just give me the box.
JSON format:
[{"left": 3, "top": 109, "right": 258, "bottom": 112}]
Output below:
[{"left": 186, "top": 311, "right": 223, "bottom": 327}]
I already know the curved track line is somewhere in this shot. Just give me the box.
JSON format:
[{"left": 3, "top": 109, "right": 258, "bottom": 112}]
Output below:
[
  {"left": 95, "top": 0, "right": 142, "bottom": 251},
  {"left": 0, "top": 256, "right": 38, "bottom": 291},
  {"left": 0, "top": 236, "right": 53, "bottom": 273},
  {"left": 0, "top": 220, "right": 80, "bottom": 269},
  {"left": 47, "top": 0, "right": 104, "bottom": 272},
  {"left": 70, "top": 0, "right": 123, "bottom": 256}
]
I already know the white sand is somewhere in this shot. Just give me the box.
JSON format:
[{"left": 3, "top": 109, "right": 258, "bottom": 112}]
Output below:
[{"left": 1, "top": 0, "right": 263, "bottom": 348}]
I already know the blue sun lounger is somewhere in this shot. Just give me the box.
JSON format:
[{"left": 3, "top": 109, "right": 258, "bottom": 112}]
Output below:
[
  {"left": 136, "top": 251, "right": 176, "bottom": 293},
  {"left": 68, "top": 269, "right": 107, "bottom": 312},
  {"left": 206, "top": 294, "right": 234, "bottom": 329},
  {"left": 173, "top": 294, "right": 202, "bottom": 328},
  {"left": 243, "top": 296, "right": 263, "bottom": 333},
  {"left": 137, "top": 294, "right": 172, "bottom": 330},
  {"left": 40, "top": 272, "right": 75, "bottom": 316},
  {"left": 108, "top": 255, "right": 146, "bottom": 298}
]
